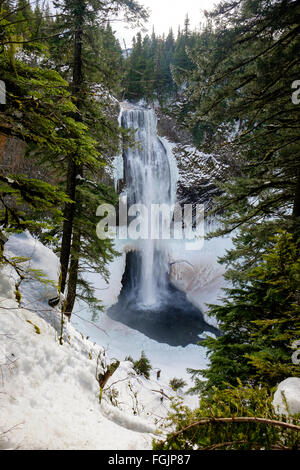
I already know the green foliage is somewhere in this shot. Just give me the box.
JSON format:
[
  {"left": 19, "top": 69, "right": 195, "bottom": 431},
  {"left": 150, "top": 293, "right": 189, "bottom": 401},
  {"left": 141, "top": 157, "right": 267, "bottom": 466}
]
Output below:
[
  {"left": 190, "top": 231, "right": 300, "bottom": 392},
  {"left": 153, "top": 383, "right": 300, "bottom": 450},
  {"left": 0, "top": 3, "right": 100, "bottom": 255},
  {"left": 47, "top": 7, "right": 127, "bottom": 97},
  {"left": 1, "top": 0, "right": 148, "bottom": 317},
  {"left": 0, "top": 174, "right": 71, "bottom": 235},
  {"left": 0, "top": 54, "right": 94, "bottom": 160},
  {"left": 169, "top": 377, "right": 187, "bottom": 392},
  {"left": 132, "top": 351, "right": 152, "bottom": 379},
  {"left": 123, "top": 23, "right": 199, "bottom": 104},
  {"left": 183, "top": 0, "right": 300, "bottom": 235}
]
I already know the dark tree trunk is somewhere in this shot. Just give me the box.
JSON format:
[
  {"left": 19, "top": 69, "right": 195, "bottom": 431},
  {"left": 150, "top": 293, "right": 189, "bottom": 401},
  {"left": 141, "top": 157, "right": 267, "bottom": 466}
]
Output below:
[
  {"left": 60, "top": 160, "right": 78, "bottom": 294},
  {"left": 293, "top": 170, "right": 300, "bottom": 218},
  {"left": 292, "top": 169, "right": 300, "bottom": 236},
  {"left": 59, "top": 8, "right": 84, "bottom": 303},
  {"left": 64, "top": 227, "right": 81, "bottom": 318},
  {"left": 72, "top": 22, "right": 83, "bottom": 97}
]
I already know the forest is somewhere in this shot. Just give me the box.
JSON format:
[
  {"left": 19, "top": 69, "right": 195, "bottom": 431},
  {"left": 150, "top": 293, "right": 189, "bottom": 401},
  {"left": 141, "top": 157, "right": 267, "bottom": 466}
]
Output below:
[{"left": 0, "top": 0, "right": 300, "bottom": 452}]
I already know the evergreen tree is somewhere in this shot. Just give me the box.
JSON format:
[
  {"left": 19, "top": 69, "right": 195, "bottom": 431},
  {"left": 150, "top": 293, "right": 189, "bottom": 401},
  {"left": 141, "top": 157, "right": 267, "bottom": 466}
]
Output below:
[
  {"left": 154, "top": 383, "right": 300, "bottom": 450},
  {"left": 190, "top": 232, "right": 300, "bottom": 391},
  {"left": 124, "top": 27, "right": 179, "bottom": 104},
  {"left": 185, "top": 0, "right": 300, "bottom": 238},
  {"left": 179, "top": 0, "right": 300, "bottom": 391},
  {"left": 0, "top": 2, "right": 145, "bottom": 315},
  {"left": 48, "top": 0, "right": 148, "bottom": 316},
  {"left": 0, "top": 7, "right": 87, "bottom": 263},
  {"left": 172, "top": 18, "right": 195, "bottom": 86},
  {"left": 124, "top": 31, "right": 146, "bottom": 100}
]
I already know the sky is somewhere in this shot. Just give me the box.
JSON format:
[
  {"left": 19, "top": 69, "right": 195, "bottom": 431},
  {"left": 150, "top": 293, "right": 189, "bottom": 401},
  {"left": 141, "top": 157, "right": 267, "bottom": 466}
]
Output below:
[{"left": 114, "top": 0, "right": 219, "bottom": 48}]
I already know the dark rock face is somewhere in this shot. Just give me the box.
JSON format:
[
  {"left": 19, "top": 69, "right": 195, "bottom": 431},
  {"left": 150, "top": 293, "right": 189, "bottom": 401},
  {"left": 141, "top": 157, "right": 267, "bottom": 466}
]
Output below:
[
  {"left": 155, "top": 109, "right": 221, "bottom": 210},
  {"left": 177, "top": 180, "right": 221, "bottom": 211},
  {"left": 107, "top": 251, "right": 220, "bottom": 347}
]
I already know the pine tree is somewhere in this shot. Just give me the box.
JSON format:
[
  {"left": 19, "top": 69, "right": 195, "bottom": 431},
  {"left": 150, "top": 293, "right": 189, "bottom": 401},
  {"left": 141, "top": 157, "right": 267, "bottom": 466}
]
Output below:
[
  {"left": 124, "top": 31, "right": 146, "bottom": 100},
  {"left": 189, "top": 232, "right": 300, "bottom": 391},
  {"left": 0, "top": 3, "right": 139, "bottom": 316},
  {"left": 0, "top": 7, "right": 85, "bottom": 263},
  {"left": 180, "top": 0, "right": 300, "bottom": 391},
  {"left": 185, "top": 0, "right": 300, "bottom": 238},
  {"left": 123, "top": 28, "right": 178, "bottom": 104},
  {"left": 172, "top": 20, "right": 195, "bottom": 86},
  {"left": 48, "top": 0, "right": 148, "bottom": 316},
  {"left": 154, "top": 383, "right": 300, "bottom": 450}
]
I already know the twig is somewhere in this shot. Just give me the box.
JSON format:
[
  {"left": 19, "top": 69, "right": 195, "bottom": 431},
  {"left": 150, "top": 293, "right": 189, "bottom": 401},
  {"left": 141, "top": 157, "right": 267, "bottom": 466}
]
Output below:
[
  {"left": 151, "top": 389, "right": 171, "bottom": 401},
  {"left": 0, "top": 422, "right": 24, "bottom": 437},
  {"left": 104, "top": 375, "right": 135, "bottom": 391},
  {"left": 160, "top": 416, "right": 300, "bottom": 446},
  {"left": 201, "top": 440, "right": 292, "bottom": 451}
]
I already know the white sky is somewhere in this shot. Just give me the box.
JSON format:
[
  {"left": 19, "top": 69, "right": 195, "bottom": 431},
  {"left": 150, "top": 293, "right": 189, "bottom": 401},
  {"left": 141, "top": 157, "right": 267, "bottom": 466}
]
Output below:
[{"left": 114, "top": 0, "right": 219, "bottom": 48}]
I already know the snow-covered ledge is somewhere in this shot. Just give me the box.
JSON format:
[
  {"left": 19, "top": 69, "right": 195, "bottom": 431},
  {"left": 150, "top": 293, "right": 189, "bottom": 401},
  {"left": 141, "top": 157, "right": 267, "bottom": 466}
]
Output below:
[{"left": 273, "top": 378, "right": 300, "bottom": 416}]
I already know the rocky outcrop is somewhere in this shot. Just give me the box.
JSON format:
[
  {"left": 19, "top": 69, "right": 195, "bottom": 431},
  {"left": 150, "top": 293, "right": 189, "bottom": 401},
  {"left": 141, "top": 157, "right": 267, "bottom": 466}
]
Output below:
[{"left": 154, "top": 107, "right": 224, "bottom": 210}]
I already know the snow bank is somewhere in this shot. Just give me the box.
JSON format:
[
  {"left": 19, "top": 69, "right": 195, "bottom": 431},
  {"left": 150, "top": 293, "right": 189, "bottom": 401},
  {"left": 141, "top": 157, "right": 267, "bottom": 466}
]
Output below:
[
  {"left": 1, "top": 234, "right": 195, "bottom": 450},
  {"left": 5, "top": 231, "right": 60, "bottom": 305},
  {"left": 168, "top": 226, "right": 233, "bottom": 328},
  {"left": 273, "top": 378, "right": 300, "bottom": 416},
  {"left": 0, "top": 292, "right": 161, "bottom": 449},
  {"left": 0, "top": 265, "right": 15, "bottom": 300},
  {"left": 4, "top": 232, "right": 207, "bottom": 389}
]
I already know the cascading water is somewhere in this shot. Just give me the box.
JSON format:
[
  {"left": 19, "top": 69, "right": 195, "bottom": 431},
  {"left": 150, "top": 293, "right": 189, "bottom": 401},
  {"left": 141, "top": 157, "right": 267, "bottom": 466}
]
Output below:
[
  {"left": 108, "top": 103, "right": 219, "bottom": 346},
  {"left": 122, "top": 107, "right": 172, "bottom": 308}
]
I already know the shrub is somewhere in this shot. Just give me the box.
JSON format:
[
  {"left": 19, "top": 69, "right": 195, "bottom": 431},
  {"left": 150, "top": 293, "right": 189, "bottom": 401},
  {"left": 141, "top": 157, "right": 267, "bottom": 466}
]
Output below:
[
  {"left": 133, "top": 351, "right": 152, "bottom": 379},
  {"left": 153, "top": 383, "right": 300, "bottom": 450},
  {"left": 169, "top": 378, "right": 187, "bottom": 392}
]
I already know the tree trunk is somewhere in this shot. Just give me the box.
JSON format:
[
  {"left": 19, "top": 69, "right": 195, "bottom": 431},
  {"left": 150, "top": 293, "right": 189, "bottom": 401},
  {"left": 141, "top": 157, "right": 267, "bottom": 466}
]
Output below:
[
  {"left": 64, "top": 227, "right": 80, "bottom": 318},
  {"left": 59, "top": 7, "right": 84, "bottom": 301},
  {"left": 97, "top": 361, "right": 120, "bottom": 390},
  {"left": 292, "top": 169, "right": 300, "bottom": 236},
  {"left": 60, "top": 159, "right": 78, "bottom": 294}
]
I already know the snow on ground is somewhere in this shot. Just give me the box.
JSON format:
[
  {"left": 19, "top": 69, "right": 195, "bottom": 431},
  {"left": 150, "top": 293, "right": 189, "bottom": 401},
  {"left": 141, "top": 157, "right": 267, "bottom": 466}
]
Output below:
[
  {"left": 0, "top": 294, "right": 156, "bottom": 449},
  {"left": 3, "top": 230, "right": 227, "bottom": 387},
  {"left": 1, "top": 231, "right": 297, "bottom": 450},
  {"left": 0, "top": 232, "right": 202, "bottom": 450},
  {"left": 169, "top": 230, "right": 233, "bottom": 328},
  {"left": 71, "top": 302, "right": 208, "bottom": 394}
]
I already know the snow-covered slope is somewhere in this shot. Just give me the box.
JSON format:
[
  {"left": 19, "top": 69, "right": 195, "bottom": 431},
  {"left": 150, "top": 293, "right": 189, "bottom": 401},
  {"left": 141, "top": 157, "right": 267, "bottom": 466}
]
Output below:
[
  {"left": 1, "top": 232, "right": 298, "bottom": 449},
  {"left": 0, "top": 295, "right": 155, "bottom": 450},
  {"left": 0, "top": 232, "right": 200, "bottom": 450}
]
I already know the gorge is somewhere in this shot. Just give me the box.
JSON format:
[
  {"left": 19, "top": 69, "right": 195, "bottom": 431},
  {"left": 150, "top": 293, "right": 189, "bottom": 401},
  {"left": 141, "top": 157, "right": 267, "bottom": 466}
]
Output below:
[{"left": 107, "top": 103, "right": 219, "bottom": 346}]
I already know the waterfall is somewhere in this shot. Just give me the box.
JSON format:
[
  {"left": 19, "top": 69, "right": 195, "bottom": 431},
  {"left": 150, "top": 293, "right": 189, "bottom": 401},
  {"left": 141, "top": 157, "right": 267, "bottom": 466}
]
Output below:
[
  {"left": 108, "top": 103, "right": 219, "bottom": 347},
  {"left": 121, "top": 106, "right": 172, "bottom": 308}
]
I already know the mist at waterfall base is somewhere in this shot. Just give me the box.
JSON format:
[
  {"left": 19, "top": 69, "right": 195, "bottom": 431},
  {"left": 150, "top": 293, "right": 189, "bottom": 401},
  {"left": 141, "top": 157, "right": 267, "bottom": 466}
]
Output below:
[
  {"left": 107, "top": 104, "right": 219, "bottom": 347},
  {"left": 108, "top": 250, "right": 219, "bottom": 347}
]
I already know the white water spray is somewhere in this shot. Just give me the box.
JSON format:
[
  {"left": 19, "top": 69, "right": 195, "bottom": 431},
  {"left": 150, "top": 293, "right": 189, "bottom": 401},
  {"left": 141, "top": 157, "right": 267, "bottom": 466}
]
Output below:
[{"left": 120, "top": 104, "right": 175, "bottom": 307}]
